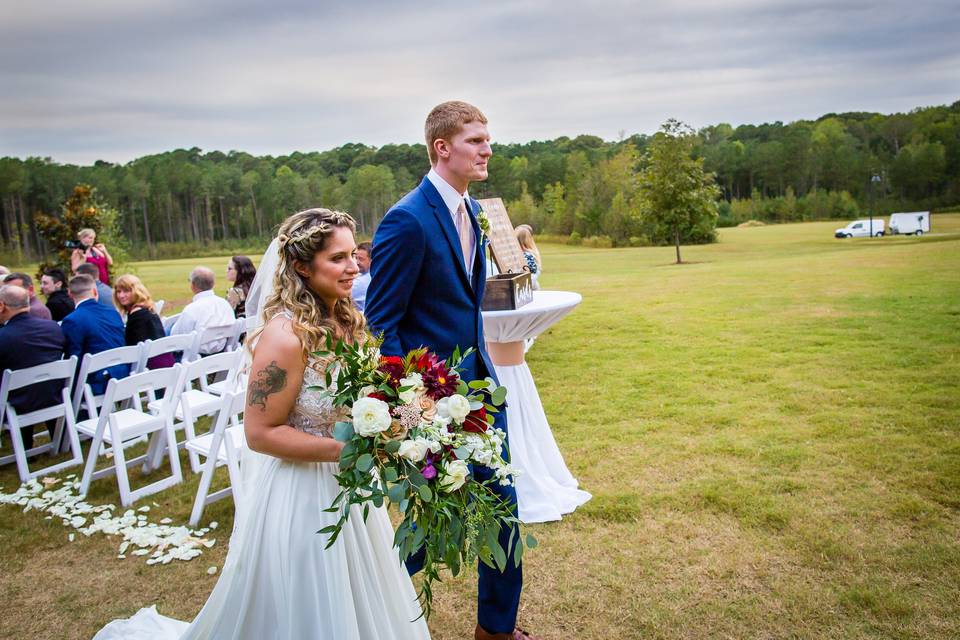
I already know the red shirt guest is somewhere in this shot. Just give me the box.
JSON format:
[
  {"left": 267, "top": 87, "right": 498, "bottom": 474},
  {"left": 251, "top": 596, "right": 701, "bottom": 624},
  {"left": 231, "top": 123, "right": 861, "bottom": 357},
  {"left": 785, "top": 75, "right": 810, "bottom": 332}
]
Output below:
[{"left": 70, "top": 228, "right": 113, "bottom": 284}]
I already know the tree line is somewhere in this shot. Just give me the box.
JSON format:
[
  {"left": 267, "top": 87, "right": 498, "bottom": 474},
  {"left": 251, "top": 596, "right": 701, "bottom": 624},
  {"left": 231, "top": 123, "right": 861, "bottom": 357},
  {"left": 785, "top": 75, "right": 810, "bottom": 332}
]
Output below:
[{"left": 1, "top": 100, "right": 958, "bottom": 260}]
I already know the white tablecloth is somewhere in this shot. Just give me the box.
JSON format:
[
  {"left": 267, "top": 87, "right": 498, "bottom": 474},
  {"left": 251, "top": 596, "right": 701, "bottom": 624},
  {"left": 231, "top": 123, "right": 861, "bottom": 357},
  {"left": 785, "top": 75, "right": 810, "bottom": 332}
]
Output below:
[
  {"left": 481, "top": 290, "right": 590, "bottom": 523},
  {"left": 482, "top": 290, "right": 582, "bottom": 344}
]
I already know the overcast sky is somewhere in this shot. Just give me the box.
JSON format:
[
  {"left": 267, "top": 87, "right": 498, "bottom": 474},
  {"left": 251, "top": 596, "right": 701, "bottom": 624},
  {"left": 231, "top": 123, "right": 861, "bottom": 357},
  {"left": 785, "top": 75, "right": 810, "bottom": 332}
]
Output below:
[{"left": 1, "top": 0, "right": 957, "bottom": 165}]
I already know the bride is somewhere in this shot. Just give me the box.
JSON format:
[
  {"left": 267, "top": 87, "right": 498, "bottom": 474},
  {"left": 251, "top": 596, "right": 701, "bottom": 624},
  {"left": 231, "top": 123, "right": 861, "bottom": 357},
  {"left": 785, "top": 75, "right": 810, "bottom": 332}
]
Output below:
[{"left": 95, "top": 209, "right": 431, "bottom": 639}]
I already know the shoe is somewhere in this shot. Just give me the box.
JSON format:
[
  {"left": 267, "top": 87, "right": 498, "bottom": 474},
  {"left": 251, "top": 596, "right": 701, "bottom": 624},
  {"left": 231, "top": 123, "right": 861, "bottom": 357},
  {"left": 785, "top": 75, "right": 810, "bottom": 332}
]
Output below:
[{"left": 474, "top": 624, "right": 543, "bottom": 640}]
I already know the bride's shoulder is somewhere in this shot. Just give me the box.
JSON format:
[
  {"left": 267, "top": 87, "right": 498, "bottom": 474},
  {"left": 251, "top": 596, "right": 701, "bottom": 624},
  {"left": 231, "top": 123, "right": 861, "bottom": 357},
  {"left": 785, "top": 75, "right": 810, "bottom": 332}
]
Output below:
[{"left": 254, "top": 315, "right": 303, "bottom": 358}]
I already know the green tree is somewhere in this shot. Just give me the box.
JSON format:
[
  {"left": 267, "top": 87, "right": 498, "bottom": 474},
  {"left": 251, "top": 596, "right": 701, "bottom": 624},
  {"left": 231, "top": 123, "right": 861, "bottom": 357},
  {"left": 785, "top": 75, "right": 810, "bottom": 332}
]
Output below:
[{"left": 637, "top": 120, "right": 720, "bottom": 264}]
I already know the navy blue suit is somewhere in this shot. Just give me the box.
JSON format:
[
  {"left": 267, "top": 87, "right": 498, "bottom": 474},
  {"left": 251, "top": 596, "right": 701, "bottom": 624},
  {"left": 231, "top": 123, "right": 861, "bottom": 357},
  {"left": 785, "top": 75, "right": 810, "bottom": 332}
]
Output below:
[
  {"left": 366, "top": 176, "right": 522, "bottom": 634},
  {"left": 0, "top": 311, "right": 65, "bottom": 447},
  {"left": 61, "top": 299, "right": 129, "bottom": 395}
]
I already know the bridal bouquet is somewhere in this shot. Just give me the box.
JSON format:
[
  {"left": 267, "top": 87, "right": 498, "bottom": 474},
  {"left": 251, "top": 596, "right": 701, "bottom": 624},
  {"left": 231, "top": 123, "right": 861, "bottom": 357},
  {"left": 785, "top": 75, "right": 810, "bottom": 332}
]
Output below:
[{"left": 314, "top": 336, "right": 534, "bottom": 618}]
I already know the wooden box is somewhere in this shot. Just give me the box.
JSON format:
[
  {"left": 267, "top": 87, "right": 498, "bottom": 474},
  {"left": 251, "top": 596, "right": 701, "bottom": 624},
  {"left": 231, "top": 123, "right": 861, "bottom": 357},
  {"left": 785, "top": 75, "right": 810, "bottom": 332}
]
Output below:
[{"left": 482, "top": 272, "right": 534, "bottom": 311}]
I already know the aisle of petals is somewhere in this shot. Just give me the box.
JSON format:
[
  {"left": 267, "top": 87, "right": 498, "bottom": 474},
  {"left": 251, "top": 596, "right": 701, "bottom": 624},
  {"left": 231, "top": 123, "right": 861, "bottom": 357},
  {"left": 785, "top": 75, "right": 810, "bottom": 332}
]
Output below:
[{"left": 0, "top": 475, "right": 219, "bottom": 568}]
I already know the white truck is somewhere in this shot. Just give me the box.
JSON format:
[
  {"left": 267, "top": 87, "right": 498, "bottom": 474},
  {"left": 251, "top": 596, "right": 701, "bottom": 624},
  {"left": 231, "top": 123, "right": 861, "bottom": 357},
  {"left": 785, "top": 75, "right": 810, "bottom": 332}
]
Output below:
[
  {"left": 835, "top": 219, "right": 885, "bottom": 238},
  {"left": 889, "top": 211, "right": 930, "bottom": 235}
]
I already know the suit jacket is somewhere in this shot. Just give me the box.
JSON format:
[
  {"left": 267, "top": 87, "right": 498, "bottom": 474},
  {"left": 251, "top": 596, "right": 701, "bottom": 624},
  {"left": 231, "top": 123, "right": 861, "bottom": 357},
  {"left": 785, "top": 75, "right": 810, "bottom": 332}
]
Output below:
[
  {"left": 366, "top": 175, "right": 495, "bottom": 385},
  {"left": 0, "top": 312, "right": 65, "bottom": 414},
  {"left": 366, "top": 176, "right": 523, "bottom": 632},
  {"left": 61, "top": 299, "right": 129, "bottom": 395}
]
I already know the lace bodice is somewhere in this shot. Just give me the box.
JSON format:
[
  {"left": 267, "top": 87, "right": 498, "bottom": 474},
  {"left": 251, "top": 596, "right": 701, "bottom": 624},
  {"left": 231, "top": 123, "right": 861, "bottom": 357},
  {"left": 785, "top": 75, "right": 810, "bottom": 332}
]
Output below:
[{"left": 287, "top": 358, "right": 346, "bottom": 438}]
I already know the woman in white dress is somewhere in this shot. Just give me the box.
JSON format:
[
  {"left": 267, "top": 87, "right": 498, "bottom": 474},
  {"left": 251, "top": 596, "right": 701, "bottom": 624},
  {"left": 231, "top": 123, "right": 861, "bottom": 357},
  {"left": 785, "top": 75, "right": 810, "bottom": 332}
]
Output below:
[{"left": 95, "top": 209, "right": 431, "bottom": 640}]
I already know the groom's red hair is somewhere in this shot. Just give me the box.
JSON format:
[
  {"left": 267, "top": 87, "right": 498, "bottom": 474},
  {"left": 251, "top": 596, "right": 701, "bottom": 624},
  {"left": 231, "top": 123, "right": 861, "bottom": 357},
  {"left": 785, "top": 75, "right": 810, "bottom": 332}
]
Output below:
[{"left": 425, "top": 101, "right": 487, "bottom": 165}]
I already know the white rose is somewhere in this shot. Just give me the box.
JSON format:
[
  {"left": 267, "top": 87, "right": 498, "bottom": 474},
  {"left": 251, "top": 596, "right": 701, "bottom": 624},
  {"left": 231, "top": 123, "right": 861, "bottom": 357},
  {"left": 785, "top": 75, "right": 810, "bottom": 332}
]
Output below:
[
  {"left": 358, "top": 385, "right": 378, "bottom": 398},
  {"left": 399, "top": 372, "right": 424, "bottom": 390},
  {"left": 351, "top": 397, "right": 392, "bottom": 436},
  {"left": 437, "top": 394, "right": 471, "bottom": 422},
  {"left": 439, "top": 459, "right": 470, "bottom": 493},
  {"left": 398, "top": 438, "right": 430, "bottom": 462}
]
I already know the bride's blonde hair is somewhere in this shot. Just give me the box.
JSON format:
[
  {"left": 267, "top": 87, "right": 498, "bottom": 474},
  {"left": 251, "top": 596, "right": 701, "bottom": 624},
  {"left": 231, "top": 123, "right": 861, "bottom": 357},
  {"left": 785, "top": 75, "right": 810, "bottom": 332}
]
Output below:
[{"left": 257, "top": 208, "right": 366, "bottom": 363}]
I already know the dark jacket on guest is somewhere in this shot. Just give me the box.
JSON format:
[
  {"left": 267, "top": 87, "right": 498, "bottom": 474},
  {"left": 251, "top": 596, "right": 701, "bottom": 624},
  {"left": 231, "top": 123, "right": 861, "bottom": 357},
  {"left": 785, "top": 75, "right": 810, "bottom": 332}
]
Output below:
[
  {"left": 61, "top": 298, "right": 129, "bottom": 395},
  {"left": 46, "top": 289, "right": 75, "bottom": 322},
  {"left": 0, "top": 312, "right": 65, "bottom": 415},
  {"left": 125, "top": 307, "right": 175, "bottom": 369}
]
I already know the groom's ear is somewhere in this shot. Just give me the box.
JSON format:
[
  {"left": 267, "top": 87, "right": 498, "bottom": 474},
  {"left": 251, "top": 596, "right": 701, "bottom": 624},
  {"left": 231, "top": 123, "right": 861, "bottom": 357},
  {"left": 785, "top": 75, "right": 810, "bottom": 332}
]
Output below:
[
  {"left": 434, "top": 138, "right": 449, "bottom": 160},
  {"left": 293, "top": 260, "right": 311, "bottom": 279}
]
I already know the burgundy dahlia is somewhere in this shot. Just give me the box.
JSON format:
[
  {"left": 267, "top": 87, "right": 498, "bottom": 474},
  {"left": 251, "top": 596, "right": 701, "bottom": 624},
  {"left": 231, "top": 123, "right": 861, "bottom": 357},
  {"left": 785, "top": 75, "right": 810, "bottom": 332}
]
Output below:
[{"left": 422, "top": 361, "right": 459, "bottom": 400}]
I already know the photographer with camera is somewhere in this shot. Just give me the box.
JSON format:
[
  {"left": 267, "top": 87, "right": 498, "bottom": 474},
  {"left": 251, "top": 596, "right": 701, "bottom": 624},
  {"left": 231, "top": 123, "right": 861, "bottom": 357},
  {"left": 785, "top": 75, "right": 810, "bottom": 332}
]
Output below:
[{"left": 69, "top": 228, "right": 113, "bottom": 284}]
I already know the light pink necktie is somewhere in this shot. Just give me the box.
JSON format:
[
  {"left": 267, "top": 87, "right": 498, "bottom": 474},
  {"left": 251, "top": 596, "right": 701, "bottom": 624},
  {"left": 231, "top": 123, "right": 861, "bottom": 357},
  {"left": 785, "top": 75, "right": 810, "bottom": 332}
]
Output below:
[{"left": 455, "top": 199, "right": 474, "bottom": 273}]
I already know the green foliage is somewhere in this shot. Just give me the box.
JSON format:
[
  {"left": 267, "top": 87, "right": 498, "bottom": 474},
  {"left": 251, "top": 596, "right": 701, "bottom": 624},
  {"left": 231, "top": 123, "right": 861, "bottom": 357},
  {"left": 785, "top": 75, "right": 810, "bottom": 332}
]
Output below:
[
  {"left": 3, "top": 101, "right": 960, "bottom": 260},
  {"left": 637, "top": 120, "right": 721, "bottom": 262},
  {"left": 33, "top": 185, "right": 129, "bottom": 278}
]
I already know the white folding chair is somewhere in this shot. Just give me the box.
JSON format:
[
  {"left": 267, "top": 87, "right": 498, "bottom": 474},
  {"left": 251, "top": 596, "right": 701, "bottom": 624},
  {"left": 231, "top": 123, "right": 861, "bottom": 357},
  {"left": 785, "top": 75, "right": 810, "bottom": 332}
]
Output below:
[
  {"left": 0, "top": 357, "right": 84, "bottom": 482},
  {"left": 153, "top": 300, "right": 165, "bottom": 316},
  {"left": 192, "top": 323, "right": 238, "bottom": 357},
  {"left": 161, "top": 313, "right": 181, "bottom": 333},
  {"left": 187, "top": 390, "right": 248, "bottom": 526},
  {"left": 77, "top": 365, "right": 185, "bottom": 506},
  {"left": 136, "top": 332, "right": 197, "bottom": 372},
  {"left": 71, "top": 346, "right": 140, "bottom": 423},
  {"left": 147, "top": 350, "right": 242, "bottom": 473},
  {"left": 207, "top": 346, "right": 247, "bottom": 397}
]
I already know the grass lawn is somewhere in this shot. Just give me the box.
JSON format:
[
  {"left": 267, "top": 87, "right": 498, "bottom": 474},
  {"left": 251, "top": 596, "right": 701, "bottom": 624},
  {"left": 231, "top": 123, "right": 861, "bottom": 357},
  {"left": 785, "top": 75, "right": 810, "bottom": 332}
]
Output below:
[{"left": 2, "top": 216, "right": 959, "bottom": 639}]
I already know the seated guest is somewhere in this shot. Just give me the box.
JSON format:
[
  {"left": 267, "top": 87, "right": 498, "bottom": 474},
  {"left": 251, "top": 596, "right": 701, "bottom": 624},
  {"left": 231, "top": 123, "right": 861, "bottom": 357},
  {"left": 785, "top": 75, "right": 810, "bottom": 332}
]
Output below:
[
  {"left": 41, "top": 268, "right": 75, "bottom": 321},
  {"left": 0, "top": 284, "right": 65, "bottom": 448},
  {"left": 170, "top": 266, "right": 235, "bottom": 355},
  {"left": 61, "top": 275, "right": 129, "bottom": 395},
  {"left": 113, "top": 275, "right": 175, "bottom": 369},
  {"left": 225, "top": 255, "right": 256, "bottom": 318},
  {"left": 3, "top": 272, "right": 52, "bottom": 320},
  {"left": 75, "top": 263, "right": 115, "bottom": 309},
  {"left": 352, "top": 241, "right": 372, "bottom": 313}
]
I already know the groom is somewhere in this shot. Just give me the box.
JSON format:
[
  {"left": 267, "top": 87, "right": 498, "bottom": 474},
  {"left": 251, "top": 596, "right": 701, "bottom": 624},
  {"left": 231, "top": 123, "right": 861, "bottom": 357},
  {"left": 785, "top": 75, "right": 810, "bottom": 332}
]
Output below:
[{"left": 366, "top": 102, "right": 540, "bottom": 640}]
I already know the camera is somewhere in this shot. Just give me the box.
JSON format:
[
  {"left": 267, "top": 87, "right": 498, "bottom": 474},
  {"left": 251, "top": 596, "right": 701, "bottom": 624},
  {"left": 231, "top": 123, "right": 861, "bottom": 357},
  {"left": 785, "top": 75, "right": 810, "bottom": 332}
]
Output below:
[{"left": 64, "top": 240, "right": 83, "bottom": 249}]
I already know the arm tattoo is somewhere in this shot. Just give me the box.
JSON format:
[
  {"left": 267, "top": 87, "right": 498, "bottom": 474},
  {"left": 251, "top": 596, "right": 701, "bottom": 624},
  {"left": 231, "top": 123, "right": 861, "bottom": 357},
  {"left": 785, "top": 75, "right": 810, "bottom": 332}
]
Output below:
[{"left": 248, "top": 360, "right": 287, "bottom": 411}]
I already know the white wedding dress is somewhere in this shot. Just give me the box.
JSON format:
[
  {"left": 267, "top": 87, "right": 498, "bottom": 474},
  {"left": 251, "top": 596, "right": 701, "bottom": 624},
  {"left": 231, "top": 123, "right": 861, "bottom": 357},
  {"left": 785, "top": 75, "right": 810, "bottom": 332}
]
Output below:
[{"left": 94, "top": 357, "right": 431, "bottom": 640}]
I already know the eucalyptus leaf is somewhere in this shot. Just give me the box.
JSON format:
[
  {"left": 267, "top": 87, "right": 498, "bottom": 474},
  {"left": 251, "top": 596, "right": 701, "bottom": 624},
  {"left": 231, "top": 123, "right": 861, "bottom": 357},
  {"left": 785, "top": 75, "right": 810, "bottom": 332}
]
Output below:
[
  {"left": 384, "top": 440, "right": 402, "bottom": 454},
  {"left": 356, "top": 453, "right": 374, "bottom": 473},
  {"left": 418, "top": 484, "right": 433, "bottom": 502},
  {"left": 333, "top": 421, "right": 354, "bottom": 442}
]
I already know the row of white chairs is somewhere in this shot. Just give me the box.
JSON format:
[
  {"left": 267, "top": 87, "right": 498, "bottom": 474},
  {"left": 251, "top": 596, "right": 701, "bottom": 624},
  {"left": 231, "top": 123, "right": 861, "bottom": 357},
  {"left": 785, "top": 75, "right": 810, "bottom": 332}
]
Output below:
[{"left": 1, "top": 325, "right": 251, "bottom": 523}]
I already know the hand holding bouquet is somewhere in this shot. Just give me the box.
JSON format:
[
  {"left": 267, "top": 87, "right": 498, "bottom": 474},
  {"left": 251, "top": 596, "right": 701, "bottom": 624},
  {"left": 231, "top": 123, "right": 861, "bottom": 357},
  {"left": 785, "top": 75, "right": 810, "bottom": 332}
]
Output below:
[{"left": 314, "top": 336, "right": 535, "bottom": 618}]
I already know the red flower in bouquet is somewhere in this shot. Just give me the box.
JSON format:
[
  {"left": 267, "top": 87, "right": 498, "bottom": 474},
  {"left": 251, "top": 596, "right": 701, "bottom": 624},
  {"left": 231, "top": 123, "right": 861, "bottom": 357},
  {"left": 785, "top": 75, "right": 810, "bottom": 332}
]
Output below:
[
  {"left": 463, "top": 406, "right": 489, "bottom": 433},
  {"left": 378, "top": 356, "right": 406, "bottom": 387},
  {"left": 422, "top": 361, "right": 459, "bottom": 400},
  {"left": 413, "top": 349, "right": 440, "bottom": 373}
]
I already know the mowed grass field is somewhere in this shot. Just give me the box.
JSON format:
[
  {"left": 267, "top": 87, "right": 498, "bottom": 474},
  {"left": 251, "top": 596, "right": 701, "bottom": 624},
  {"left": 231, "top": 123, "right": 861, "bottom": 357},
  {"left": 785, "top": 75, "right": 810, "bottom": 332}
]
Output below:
[{"left": 1, "top": 216, "right": 959, "bottom": 639}]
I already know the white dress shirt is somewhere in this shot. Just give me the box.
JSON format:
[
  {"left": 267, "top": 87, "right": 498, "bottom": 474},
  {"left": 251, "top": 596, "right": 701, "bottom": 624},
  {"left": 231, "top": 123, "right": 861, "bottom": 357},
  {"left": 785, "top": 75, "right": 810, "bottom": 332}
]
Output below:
[
  {"left": 352, "top": 271, "right": 371, "bottom": 313},
  {"left": 170, "top": 289, "right": 236, "bottom": 354},
  {"left": 426, "top": 168, "right": 475, "bottom": 276}
]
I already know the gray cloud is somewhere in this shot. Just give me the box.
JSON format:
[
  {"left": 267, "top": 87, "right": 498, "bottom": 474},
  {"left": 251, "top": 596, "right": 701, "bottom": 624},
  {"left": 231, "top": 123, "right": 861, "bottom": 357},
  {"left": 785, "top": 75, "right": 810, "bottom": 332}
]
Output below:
[{"left": 1, "top": 0, "right": 957, "bottom": 164}]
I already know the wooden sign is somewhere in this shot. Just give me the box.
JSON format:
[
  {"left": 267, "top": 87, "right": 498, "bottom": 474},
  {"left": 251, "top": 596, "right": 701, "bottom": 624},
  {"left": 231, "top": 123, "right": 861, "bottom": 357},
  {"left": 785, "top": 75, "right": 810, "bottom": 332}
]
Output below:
[{"left": 476, "top": 198, "right": 527, "bottom": 274}]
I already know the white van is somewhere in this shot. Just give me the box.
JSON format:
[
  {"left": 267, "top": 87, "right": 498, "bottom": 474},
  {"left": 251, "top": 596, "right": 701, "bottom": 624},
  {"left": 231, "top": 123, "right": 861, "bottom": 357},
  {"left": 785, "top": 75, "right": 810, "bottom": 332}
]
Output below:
[
  {"left": 835, "top": 219, "right": 885, "bottom": 238},
  {"left": 889, "top": 211, "right": 930, "bottom": 235}
]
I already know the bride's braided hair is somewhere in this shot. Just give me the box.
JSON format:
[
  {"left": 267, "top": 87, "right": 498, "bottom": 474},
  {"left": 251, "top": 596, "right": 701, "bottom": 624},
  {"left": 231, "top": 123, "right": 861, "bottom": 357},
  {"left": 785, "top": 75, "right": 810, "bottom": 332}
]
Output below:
[{"left": 259, "top": 208, "right": 366, "bottom": 364}]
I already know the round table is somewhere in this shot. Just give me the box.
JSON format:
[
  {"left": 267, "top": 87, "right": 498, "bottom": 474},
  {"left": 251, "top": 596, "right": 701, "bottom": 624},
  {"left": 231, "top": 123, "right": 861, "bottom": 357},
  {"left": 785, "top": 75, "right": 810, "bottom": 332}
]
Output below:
[{"left": 482, "top": 290, "right": 591, "bottom": 523}]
